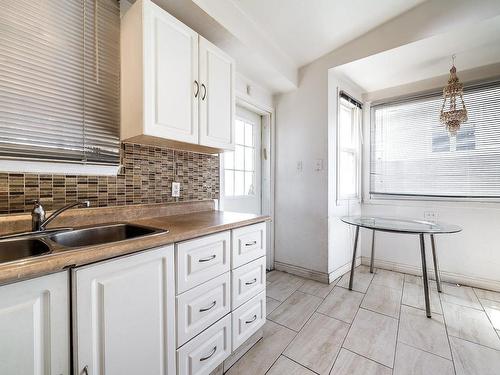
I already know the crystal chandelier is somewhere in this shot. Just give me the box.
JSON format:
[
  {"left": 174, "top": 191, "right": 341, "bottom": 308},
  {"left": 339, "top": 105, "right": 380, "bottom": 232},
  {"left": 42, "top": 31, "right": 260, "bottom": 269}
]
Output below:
[{"left": 440, "top": 55, "right": 468, "bottom": 134}]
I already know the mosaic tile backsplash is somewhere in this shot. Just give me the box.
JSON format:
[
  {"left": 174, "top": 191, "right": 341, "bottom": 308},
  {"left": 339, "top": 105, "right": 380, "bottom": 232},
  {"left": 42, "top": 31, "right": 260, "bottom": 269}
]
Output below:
[{"left": 0, "top": 143, "right": 219, "bottom": 214}]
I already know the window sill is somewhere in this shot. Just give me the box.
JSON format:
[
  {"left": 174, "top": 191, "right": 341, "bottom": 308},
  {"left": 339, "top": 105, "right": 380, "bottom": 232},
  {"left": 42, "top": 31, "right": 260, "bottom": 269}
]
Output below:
[{"left": 0, "top": 159, "right": 120, "bottom": 176}]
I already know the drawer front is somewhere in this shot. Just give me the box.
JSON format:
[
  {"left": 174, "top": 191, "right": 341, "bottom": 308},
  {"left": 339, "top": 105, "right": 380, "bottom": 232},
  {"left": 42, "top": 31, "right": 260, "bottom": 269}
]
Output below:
[
  {"left": 176, "top": 231, "right": 230, "bottom": 294},
  {"left": 177, "top": 314, "right": 231, "bottom": 375},
  {"left": 231, "top": 256, "right": 266, "bottom": 309},
  {"left": 177, "top": 272, "right": 230, "bottom": 347},
  {"left": 232, "top": 290, "right": 266, "bottom": 351},
  {"left": 231, "top": 223, "right": 266, "bottom": 268}
]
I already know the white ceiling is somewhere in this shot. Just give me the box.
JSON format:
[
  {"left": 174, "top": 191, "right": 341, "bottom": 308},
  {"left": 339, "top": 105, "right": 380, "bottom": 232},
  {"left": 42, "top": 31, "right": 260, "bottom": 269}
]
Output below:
[
  {"left": 335, "top": 15, "right": 500, "bottom": 93},
  {"left": 231, "top": 0, "right": 427, "bottom": 67}
]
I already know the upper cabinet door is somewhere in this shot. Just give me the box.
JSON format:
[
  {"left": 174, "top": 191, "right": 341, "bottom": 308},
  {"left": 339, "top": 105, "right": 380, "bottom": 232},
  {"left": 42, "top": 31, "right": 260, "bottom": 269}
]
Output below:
[
  {"left": 73, "top": 245, "right": 176, "bottom": 375},
  {"left": 199, "top": 37, "right": 235, "bottom": 150},
  {"left": 0, "top": 272, "right": 70, "bottom": 375},
  {"left": 144, "top": 1, "right": 199, "bottom": 144}
]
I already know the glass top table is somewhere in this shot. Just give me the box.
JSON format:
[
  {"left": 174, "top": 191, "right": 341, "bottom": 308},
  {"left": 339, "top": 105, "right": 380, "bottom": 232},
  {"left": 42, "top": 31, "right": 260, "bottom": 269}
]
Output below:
[
  {"left": 341, "top": 216, "right": 462, "bottom": 234},
  {"left": 341, "top": 216, "right": 462, "bottom": 318}
]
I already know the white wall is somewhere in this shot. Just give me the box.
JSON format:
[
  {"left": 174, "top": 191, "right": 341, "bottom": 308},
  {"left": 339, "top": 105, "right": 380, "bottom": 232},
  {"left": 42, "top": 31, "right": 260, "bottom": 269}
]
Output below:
[{"left": 360, "top": 70, "right": 500, "bottom": 292}]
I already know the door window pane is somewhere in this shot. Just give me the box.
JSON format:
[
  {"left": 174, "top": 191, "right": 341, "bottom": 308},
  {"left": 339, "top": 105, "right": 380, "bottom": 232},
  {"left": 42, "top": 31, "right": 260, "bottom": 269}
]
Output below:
[
  {"left": 245, "top": 123, "right": 254, "bottom": 146},
  {"left": 244, "top": 147, "right": 254, "bottom": 171},
  {"left": 245, "top": 171, "right": 254, "bottom": 195},
  {"left": 225, "top": 170, "right": 234, "bottom": 196},
  {"left": 235, "top": 120, "right": 245, "bottom": 145},
  {"left": 235, "top": 145, "right": 245, "bottom": 170},
  {"left": 224, "top": 151, "right": 234, "bottom": 169},
  {"left": 235, "top": 171, "right": 245, "bottom": 195}
]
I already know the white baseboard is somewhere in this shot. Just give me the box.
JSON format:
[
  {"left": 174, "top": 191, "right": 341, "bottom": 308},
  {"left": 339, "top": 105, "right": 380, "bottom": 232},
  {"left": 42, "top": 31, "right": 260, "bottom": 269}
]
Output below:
[
  {"left": 362, "top": 256, "right": 500, "bottom": 292},
  {"left": 274, "top": 261, "right": 329, "bottom": 283},
  {"left": 328, "top": 257, "right": 361, "bottom": 283}
]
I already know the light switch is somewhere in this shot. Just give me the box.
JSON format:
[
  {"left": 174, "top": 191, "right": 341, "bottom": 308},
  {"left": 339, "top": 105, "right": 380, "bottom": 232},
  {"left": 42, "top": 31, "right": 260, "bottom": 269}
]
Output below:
[
  {"left": 172, "top": 182, "right": 180, "bottom": 197},
  {"left": 314, "top": 159, "right": 323, "bottom": 171}
]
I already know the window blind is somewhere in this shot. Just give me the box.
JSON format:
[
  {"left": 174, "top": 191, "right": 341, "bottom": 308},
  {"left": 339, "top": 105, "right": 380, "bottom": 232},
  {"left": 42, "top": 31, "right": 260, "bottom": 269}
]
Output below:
[
  {"left": 0, "top": 0, "right": 120, "bottom": 164},
  {"left": 370, "top": 80, "right": 500, "bottom": 199}
]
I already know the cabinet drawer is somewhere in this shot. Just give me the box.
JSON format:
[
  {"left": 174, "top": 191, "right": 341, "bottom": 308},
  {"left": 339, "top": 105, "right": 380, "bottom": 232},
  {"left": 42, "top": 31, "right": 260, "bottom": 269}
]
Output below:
[
  {"left": 232, "top": 223, "right": 266, "bottom": 268},
  {"left": 177, "top": 272, "right": 230, "bottom": 347},
  {"left": 231, "top": 256, "right": 266, "bottom": 309},
  {"left": 232, "top": 290, "right": 266, "bottom": 351},
  {"left": 177, "top": 314, "right": 231, "bottom": 375},
  {"left": 176, "top": 231, "right": 230, "bottom": 294}
]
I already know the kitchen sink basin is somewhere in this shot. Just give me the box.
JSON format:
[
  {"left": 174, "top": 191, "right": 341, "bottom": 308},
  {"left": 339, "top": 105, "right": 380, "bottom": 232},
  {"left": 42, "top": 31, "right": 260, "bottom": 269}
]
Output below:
[
  {"left": 0, "top": 238, "right": 51, "bottom": 263},
  {"left": 49, "top": 223, "right": 164, "bottom": 248}
]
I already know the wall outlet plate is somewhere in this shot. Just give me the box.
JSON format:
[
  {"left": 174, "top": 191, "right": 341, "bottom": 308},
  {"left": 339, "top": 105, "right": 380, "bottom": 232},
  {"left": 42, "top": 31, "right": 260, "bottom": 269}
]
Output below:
[
  {"left": 172, "top": 182, "right": 180, "bottom": 197},
  {"left": 424, "top": 211, "right": 438, "bottom": 223}
]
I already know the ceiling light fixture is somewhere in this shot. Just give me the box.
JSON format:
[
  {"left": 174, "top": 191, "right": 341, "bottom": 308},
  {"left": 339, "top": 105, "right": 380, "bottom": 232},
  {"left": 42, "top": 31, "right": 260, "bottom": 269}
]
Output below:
[{"left": 440, "top": 55, "right": 468, "bottom": 135}]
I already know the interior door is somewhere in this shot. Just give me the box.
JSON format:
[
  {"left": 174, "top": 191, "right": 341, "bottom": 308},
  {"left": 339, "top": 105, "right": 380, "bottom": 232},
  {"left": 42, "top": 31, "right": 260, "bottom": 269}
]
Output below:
[
  {"left": 145, "top": 1, "right": 199, "bottom": 143},
  {"left": 199, "top": 37, "right": 235, "bottom": 149},
  {"left": 223, "top": 105, "right": 262, "bottom": 215},
  {"left": 73, "top": 246, "right": 175, "bottom": 375}
]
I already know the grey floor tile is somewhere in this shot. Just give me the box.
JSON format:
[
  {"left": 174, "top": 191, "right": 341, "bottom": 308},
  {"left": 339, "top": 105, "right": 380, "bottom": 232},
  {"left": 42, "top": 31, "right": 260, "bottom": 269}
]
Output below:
[
  {"left": 474, "top": 288, "right": 500, "bottom": 303},
  {"left": 443, "top": 302, "right": 500, "bottom": 350},
  {"left": 284, "top": 313, "right": 349, "bottom": 374},
  {"left": 317, "top": 286, "right": 364, "bottom": 323},
  {"left": 330, "top": 349, "right": 392, "bottom": 375},
  {"left": 298, "top": 278, "right": 336, "bottom": 298},
  {"left": 337, "top": 265, "right": 375, "bottom": 293},
  {"left": 450, "top": 336, "right": 500, "bottom": 375},
  {"left": 402, "top": 282, "right": 442, "bottom": 314},
  {"left": 361, "top": 283, "right": 402, "bottom": 319},
  {"left": 266, "top": 356, "right": 315, "bottom": 375},
  {"left": 343, "top": 308, "right": 398, "bottom": 368},
  {"left": 393, "top": 342, "right": 454, "bottom": 375},
  {"left": 480, "top": 298, "right": 500, "bottom": 330},
  {"left": 225, "top": 320, "right": 296, "bottom": 375},
  {"left": 372, "top": 269, "right": 404, "bottom": 291},
  {"left": 398, "top": 305, "right": 451, "bottom": 359},
  {"left": 441, "top": 283, "right": 482, "bottom": 310},
  {"left": 267, "top": 272, "right": 305, "bottom": 301},
  {"left": 268, "top": 291, "right": 322, "bottom": 331},
  {"left": 266, "top": 296, "right": 281, "bottom": 316}
]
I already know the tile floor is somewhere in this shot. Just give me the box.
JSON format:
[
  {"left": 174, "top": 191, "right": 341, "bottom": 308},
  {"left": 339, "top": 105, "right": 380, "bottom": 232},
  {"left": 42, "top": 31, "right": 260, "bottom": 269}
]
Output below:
[{"left": 226, "top": 265, "right": 500, "bottom": 375}]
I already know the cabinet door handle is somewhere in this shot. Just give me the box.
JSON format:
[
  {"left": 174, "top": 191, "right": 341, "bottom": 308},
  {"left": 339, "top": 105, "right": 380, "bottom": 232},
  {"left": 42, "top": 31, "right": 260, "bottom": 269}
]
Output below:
[
  {"left": 194, "top": 80, "right": 200, "bottom": 98},
  {"left": 245, "top": 278, "right": 257, "bottom": 285},
  {"left": 199, "top": 300, "right": 216, "bottom": 312},
  {"left": 201, "top": 84, "right": 207, "bottom": 100},
  {"left": 82, "top": 365, "right": 89, "bottom": 375},
  {"left": 199, "top": 254, "right": 216, "bottom": 263},
  {"left": 245, "top": 240, "right": 257, "bottom": 247},
  {"left": 245, "top": 314, "right": 257, "bottom": 324},
  {"left": 200, "top": 346, "right": 217, "bottom": 361}
]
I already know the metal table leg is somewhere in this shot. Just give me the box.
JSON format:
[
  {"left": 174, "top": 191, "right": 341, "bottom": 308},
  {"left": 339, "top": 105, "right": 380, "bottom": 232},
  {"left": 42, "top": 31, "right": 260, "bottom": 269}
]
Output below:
[
  {"left": 419, "top": 233, "right": 432, "bottom": 318},
  {"left": 349, "top": 226, "right": 360, "bottom": 290},
  {"left": 370, "top": 230, "right": 375, "bottom": 274},
  {"left": 430, "top": 234, "right": 442, "bottom": 292}
]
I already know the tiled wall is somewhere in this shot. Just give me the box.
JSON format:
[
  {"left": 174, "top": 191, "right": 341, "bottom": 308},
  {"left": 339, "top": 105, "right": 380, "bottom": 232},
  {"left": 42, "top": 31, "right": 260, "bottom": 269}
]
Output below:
[{"left": 0, "top": 143, "right": 219, "bottom": 214}]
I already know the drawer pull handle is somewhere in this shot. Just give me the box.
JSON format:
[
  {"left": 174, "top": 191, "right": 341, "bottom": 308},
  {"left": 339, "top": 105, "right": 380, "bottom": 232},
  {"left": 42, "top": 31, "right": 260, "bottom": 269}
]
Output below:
[
  {"left": 199, "top": 300, "right": 216, "bottom": 312},
  {"left": 245, "top": 240, "right": 257, "bottom": 247},
  {"left": 245, "top": 278, "right": 257, "bottom": 285},
  {"left": 245, "top": 315, "right": 257, "bottom": 324},
  {"left": 200, "top": 346, "right": 217, "bottom": 361},
  {"left": 199, "top": 255, "right": 216, "bottom": 263}
]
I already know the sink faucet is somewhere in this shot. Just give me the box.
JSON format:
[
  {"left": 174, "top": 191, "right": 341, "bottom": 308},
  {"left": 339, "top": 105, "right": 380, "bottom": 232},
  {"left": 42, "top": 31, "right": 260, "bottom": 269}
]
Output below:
[{"left": 31, "top": 200, "right": 90, "bottom": 231}]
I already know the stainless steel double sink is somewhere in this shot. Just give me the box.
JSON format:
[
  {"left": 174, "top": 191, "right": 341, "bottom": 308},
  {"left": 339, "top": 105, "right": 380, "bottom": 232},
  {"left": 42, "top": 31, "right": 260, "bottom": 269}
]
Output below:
[{"left": 0, "top": 223, "right": 166, "bottom": 264}]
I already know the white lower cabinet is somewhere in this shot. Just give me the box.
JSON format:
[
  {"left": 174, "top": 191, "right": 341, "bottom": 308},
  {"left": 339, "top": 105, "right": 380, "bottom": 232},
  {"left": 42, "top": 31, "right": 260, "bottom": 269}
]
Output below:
[
  {"left": 73, "top": 245, "right": 176, "bottom": 375},
  {"left": 177, "top": 315, "right": 231, "bottom": 375},
  {"left": 176, "top": 272, "right": 231, "bottom": 347},
  {"left": 231, "top": 290, "right": 266, "bottom": 351},
  {"left": 0, "top": 271, "right": 70, "bottom": 375}
]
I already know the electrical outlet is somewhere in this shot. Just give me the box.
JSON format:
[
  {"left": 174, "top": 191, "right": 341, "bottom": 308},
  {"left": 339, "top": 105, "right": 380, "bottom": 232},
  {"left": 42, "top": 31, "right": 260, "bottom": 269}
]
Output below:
[
  {"left": 424, "top": 211, "right": 438, "bottom": 223},
  {"left": 314, "top": 159, "right": 323, "bottom": 171},
  {"left": 172, "top": 182, "right": 180, "bottom": 197},
  {"left": 296, "top": 161, "right": 303, "bottom": 172}
]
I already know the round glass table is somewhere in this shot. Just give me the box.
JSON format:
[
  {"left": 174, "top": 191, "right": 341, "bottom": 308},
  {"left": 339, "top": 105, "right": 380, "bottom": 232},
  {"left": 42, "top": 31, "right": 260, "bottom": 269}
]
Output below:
[{"left": 341, "top": 216, "right": 462, "bottom": 317}]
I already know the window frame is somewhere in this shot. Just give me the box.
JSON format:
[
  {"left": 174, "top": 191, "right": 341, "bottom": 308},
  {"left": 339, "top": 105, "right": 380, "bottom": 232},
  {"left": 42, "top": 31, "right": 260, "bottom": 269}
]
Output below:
[
  {"left": 368, "top": 79, "right": 500, "bottom": 203},
  {"left": 336, "top": 94, "right": 362, "bottom": 203},
  {"left": 223, "top": 116, "right": 258, "bottom": 199}
]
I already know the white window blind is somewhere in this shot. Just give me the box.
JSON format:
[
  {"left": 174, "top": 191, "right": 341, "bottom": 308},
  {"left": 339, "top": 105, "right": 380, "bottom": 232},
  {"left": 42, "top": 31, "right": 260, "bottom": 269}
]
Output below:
[
  {"left": 0, "top": 0, "right": 120, "bottom": 164},
  {"left": 370, "top": 81, "right": 500, "bottom": 199}
]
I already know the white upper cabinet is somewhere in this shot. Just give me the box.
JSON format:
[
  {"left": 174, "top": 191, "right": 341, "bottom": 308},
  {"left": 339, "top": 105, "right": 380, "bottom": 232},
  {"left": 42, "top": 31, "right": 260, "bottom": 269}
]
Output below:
[
  {"left": 121, "top": 0, "right": 235, "bottom": 151},
  {"left": 0, "top": 272, "right": 70, "bottom": 375},
  {"left": 199, "top": 37, "right": 235, "bottom": 150},
  {"left": 73, "top": 245, "right": 176, "bottom": 375}
]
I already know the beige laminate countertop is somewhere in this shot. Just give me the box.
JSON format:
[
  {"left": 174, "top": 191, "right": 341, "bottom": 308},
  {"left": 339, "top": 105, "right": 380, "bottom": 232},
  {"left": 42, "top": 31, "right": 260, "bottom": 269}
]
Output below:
[{"left": 0, "top": 210, "right": 270, "bottom": 286}]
